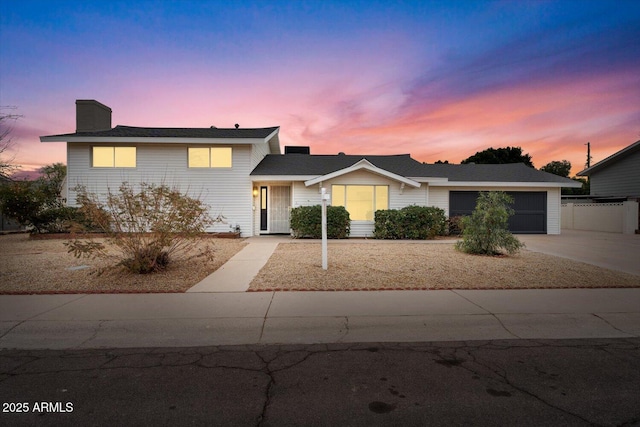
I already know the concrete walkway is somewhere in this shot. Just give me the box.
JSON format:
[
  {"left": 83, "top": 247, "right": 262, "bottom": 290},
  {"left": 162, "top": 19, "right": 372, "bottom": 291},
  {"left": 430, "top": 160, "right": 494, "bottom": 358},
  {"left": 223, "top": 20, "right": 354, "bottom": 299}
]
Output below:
[
  {"left": 1, "top": 288, "right": 639, "bottom": 349},
  {"left": 187, "top": 237, "right": 285, "bottom": 292}
]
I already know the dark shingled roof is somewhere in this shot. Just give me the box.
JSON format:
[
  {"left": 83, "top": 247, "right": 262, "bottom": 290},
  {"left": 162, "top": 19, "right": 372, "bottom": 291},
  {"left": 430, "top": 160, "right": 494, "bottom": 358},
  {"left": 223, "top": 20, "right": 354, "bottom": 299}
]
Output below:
[
  {"left": 251, "top": 154, "right": 423, "bottom": 176},
  {"left": 251, "top": 154, "right": 578, "bottom": 184},
  {"left": 43, "top": 125, "right": 280, "bottom": 139},
  {"left": 415, "top": 163, "right": 577, "bottom": 183}
]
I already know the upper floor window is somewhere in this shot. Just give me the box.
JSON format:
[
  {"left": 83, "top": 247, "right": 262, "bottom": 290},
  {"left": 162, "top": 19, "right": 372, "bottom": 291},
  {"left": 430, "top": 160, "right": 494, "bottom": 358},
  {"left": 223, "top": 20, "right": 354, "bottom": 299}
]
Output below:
[
  {"left": 92, "top": 146, "right": 136, "bottom": 168},
  {"left": 188, "top": 147, "right": 232, "bottom": 168},
  {"left": 332, "top": 185, "right": 389, "bottom": 221}
]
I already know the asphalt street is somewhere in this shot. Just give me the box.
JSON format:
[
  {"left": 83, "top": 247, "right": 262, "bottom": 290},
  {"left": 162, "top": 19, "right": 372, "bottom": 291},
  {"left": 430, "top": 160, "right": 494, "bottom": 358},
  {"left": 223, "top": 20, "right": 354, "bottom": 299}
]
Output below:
[{"left": 1, "top": 338, "right": 639, "bottom": 426}]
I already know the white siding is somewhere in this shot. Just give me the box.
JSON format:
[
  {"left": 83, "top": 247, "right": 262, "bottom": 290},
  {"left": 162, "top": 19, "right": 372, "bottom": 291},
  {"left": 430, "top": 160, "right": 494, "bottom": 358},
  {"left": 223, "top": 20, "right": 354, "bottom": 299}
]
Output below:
[
  {"left": 67, "top": 142, "right": 254, "bottom": 236},
  {"left": 546, "top": 187, "right": 561, "bottom": 234},
  {"left": 429, "top": 187, "right": 450, "bottom": 215},
  {"left": 250, "top": 142, "right": 270, "bottom": 170},
  {"left": 291, "top": 170, "right": 428, "bottom": 237}
]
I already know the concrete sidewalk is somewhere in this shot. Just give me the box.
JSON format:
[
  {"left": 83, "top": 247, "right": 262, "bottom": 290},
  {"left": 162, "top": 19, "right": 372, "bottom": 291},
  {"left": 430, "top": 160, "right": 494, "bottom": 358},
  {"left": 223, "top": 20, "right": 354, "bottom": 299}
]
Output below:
[
  {"left": 2, "top": 231, "right": 638, "bottom": 350},
  {"left": 1, "top": 288, "right": 639, "bottom": 349}
]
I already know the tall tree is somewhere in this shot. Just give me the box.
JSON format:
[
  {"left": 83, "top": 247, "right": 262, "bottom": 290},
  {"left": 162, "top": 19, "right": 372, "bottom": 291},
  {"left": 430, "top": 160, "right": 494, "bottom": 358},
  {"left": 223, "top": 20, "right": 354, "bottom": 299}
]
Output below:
[
  {"left": 540, "top": 160, "right": 571, "bottom": 178},
  {"left": 0, "top": 107, "right": 22, "bottom": 180},
  {"left": 38, "top": 163, "right": 67, "bottom": 206},
  {"left": 461, "top": 146, "right": 534, "bottom": 167}
]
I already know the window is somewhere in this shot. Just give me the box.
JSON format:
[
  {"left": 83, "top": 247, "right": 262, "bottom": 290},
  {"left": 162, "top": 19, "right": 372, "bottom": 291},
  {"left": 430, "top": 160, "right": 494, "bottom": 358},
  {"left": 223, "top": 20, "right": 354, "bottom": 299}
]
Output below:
[
  {"left": 332, "top": 185, "right": 389, "bottom": 221},
  {"left": 92, "top": 147, "right": 136, "bottom": 167},
  {"left": 188, "top": 147, "right": 232, "bottom": 168}
]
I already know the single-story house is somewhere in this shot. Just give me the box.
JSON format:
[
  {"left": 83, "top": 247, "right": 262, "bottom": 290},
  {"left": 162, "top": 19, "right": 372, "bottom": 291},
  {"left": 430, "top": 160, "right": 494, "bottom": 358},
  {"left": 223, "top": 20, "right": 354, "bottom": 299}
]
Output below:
[
  {"left": 41, "top": 100, "right": 580, "bottom": 237},
  {"left": 577, "top": 140, "right": 640, "bottom": 201}
]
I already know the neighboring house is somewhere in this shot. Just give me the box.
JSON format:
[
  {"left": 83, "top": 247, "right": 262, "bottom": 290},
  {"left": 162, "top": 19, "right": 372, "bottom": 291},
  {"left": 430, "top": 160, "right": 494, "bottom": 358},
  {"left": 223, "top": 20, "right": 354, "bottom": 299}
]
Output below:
[
  {"left": 41, "top": 100, "right": 580, "bottom": 237},
  {"left": 577, "top": 140, "right": 640, "bottom": 201}
]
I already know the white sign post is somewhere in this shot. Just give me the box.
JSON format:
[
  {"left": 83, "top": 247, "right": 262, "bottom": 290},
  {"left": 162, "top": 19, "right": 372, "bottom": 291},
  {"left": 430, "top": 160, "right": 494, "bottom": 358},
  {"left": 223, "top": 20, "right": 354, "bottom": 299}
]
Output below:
[{"left": 321, "top": 187, "right": 329, "bottom": 270}]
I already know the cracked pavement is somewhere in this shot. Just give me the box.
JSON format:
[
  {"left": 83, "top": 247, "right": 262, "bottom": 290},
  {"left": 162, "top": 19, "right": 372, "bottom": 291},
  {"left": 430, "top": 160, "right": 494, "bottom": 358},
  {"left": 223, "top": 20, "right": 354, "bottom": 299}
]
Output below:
[{"left": 1, "top": 338, "right": 639, "bottom": 426}]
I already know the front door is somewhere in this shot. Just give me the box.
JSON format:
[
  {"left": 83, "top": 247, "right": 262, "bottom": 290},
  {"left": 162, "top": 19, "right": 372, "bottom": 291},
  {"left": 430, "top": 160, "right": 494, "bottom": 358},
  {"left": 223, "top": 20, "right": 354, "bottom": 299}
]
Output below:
[{"left": 269, "top": 186, "right": 291, "bottom": 234}]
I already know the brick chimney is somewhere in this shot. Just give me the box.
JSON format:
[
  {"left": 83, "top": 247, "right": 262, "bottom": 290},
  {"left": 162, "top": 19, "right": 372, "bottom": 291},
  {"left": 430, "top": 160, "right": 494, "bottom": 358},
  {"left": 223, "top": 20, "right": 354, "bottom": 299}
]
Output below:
[{"left": 76, "top": 100, "right": 112, "bottom": 132}]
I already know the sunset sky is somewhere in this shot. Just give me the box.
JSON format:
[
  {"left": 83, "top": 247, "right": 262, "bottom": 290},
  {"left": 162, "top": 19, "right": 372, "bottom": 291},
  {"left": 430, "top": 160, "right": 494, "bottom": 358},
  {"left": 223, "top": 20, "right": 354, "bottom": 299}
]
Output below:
[{"left": 1, "top": 1, "right": 639, "bottom": 177}]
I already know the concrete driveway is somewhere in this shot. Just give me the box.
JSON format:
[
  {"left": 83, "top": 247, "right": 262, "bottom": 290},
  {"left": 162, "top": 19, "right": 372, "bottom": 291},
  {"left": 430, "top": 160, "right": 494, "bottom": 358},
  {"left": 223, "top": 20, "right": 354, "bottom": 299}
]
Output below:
[{"left": 519, "top": 229, "right": 640, "bottom": 276}]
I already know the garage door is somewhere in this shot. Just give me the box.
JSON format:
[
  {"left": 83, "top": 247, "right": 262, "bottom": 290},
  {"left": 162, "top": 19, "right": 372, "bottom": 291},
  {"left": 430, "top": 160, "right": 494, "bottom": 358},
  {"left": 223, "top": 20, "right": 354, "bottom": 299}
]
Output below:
[{"left": 449, "top": 191, "right": 547, "bottom": 234}]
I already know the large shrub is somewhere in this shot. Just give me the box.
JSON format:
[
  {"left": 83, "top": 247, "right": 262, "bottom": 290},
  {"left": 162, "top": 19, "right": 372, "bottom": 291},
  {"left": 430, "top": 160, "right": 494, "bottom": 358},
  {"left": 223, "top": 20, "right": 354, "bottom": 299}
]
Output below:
[
  {"left": 455, "top": 191, "right": 524, "bottom": 255},
  {"left": 374, "top": 205, "right": 447, "bottom": 239},
  {"left": 0, "top": 164, "right": 81, "bottom": 233},
  {"left": 290, "top": 205, "right": 350, "bottom": 239},
  {"left": 65, "top": 182, "right": 220, "bottom": 274}
]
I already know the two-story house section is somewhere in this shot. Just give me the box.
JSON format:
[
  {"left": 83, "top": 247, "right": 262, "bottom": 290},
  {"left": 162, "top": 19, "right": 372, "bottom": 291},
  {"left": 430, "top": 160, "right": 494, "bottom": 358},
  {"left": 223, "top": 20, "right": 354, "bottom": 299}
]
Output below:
[{"left": 40, "top": 100, "right": 280, "bottom": 236}]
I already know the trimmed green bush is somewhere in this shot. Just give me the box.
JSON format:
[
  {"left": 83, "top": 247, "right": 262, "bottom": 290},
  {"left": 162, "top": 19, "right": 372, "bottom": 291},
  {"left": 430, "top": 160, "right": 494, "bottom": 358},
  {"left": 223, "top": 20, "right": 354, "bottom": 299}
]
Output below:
[
  {"left": 374, "top": 205, "right": 447, "bottom": 239},
  {"left": 290, "top": 205, "right": 350, "bottom": 239}
]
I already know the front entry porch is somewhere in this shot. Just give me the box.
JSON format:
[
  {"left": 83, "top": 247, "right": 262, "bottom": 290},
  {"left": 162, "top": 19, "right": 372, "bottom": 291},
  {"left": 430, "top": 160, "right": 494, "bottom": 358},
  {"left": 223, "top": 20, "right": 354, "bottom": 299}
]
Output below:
[{"left": 253, "top": 183, "right": 291, "bottom": 235}]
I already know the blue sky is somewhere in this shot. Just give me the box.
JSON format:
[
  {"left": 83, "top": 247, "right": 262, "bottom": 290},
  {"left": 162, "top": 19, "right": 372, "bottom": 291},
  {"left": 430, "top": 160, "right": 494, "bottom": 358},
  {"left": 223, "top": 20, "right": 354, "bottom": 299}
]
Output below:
[{"left": 1, "top": 0, "right": 639, "bottom": 175}]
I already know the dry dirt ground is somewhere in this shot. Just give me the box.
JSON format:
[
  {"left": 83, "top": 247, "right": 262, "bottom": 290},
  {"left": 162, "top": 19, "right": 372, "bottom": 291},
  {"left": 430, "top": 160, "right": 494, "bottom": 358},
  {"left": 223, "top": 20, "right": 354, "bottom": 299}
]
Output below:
[
  {"left": 248, "top": 242, "right": 640, "bottom": 291},
  {"left": 2, "top": 235, "right": 639, "bottom": 294},
  {"left": 0, "top": 234, "right": 247, "bottom": 294}
]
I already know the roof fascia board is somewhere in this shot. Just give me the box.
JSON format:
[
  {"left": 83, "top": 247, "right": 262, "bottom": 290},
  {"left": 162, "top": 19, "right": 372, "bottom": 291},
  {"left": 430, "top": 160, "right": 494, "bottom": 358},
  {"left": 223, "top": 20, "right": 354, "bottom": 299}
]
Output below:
[
  {"left": 40, "top": 136, "right": 269, "bottom": 144},
  {"left": 411, "top": 177, "right": 449, "bottom": 183},
  {"left": 266, "top": 132, "right": 281, "bottom": 154},
  {"left": 251, "top": 175, "right": 317, "bottom": 181},
  {"left": 304, "top": 159, "right": 421, "bottom": 188},
  {"left": 264, "top": 128, "right": 279, "bottom": 141},
  {"left": 429, "top": 181, "right": 582, "bottom": 188}
]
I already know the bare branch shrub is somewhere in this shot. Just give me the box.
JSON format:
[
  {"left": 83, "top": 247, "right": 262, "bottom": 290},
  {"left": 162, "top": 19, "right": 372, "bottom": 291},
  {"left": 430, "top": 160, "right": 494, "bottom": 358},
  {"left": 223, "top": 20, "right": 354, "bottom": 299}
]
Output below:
[{"left": 65, "top": 182, "right": 222, "bottom": 274}]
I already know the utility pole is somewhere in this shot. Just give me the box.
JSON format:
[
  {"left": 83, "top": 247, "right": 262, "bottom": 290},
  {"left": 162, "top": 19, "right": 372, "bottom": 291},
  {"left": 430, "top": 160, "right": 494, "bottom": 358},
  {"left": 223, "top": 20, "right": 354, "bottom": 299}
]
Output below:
[{"left": 585, "top": 142, "right": 592, "bottom": 168}]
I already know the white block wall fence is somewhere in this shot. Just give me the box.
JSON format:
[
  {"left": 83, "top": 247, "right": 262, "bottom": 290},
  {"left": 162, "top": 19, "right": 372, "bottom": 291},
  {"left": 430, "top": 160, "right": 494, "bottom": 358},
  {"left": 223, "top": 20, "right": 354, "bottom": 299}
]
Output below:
[{"left": 562, "top": 201, "right": 639, "bottom": 234}]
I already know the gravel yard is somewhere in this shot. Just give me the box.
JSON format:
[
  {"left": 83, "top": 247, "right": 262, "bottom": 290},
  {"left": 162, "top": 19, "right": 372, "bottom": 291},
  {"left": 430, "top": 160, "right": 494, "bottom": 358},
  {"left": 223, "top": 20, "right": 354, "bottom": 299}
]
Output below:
[
  {"left": 248, "top": 242, "right": 640, "bottom": 291},
  {"left": 0, "top": 234, "right": 247, "bottom": 294},
  {"left": 2, "top": 235, "right": 639, "bottom": 294}
]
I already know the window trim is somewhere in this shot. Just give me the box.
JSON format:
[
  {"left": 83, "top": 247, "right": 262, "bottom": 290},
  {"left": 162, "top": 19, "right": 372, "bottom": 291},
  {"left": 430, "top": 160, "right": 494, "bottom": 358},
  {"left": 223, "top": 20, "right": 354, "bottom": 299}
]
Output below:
[
  {"left": 92, "top": 146, "right": 137, "bottom": 168},
  {"left": 331, "top": 184, "right": 389, "bottom": 221},
  {"left": 188, "top": 147, "right": 233, "bottom": 168}
]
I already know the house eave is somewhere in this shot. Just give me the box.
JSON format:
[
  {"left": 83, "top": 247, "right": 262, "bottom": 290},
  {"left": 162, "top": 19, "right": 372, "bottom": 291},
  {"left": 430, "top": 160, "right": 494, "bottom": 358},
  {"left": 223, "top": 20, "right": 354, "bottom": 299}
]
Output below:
[
  {"left": 251, "top": 175, "right": 316, "bottom": 182},
  {"left": 411, "top": 177, "right": 450, "bottom": 184},
  {"left": 428, "top": 181, "right": 582, "bottom": 188},
  {"left": 40, "top": 136, "right": 273, "bottom": 145},
  {"left": 303, "top": 159, "right": 421, "bottom": 188}
]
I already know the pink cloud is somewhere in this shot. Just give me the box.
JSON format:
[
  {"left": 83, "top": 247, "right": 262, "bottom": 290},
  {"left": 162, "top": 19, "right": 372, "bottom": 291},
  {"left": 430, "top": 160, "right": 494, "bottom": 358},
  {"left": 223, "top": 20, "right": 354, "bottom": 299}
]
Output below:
[{"left": 9, "top": 50, "right": 638, "bottom": 180}]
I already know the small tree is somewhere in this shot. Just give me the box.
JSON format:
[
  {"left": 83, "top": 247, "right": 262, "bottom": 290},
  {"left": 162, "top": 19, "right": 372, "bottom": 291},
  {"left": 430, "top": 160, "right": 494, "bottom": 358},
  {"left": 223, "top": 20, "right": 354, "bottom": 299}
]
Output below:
[
  {"left": 0, "top": 163, "right": 75, "bottom": 233},
  {"left": 65, "top": 182, "right": 221, "bottom": 274},
  {"left": 455, "top": 191, "right": 524, "bottom": 256}
]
